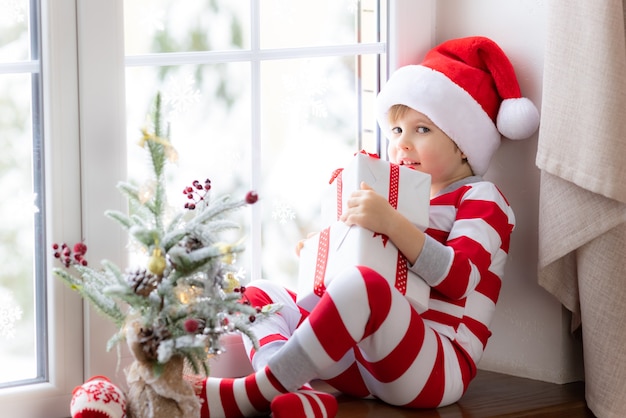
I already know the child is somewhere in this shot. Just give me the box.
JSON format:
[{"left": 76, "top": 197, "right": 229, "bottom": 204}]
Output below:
[
  {"left": 70, "top": 36, "right": 539, "bottom": 418},
  {"left": 188, "top": 36, "right": 540, "bottom": 418}
]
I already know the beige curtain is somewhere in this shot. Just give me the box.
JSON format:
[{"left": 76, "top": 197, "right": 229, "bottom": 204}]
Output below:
[{"left": 536, "top": 1, "right": 626, "bottom": 417}]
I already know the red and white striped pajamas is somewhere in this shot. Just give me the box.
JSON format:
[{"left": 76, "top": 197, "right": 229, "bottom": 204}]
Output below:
[{"left": 243, "top": 177, "right": 515, "bottom": 408}]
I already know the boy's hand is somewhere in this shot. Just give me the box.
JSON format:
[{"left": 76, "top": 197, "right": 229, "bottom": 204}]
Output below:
[
  {"left": 341, "top": 182, "right": 426, "bottom": 265},
  {"left": 340, "top": 182, "right": 396, "bottom": 235},
  {"left": 295, "top": 232, "right": 318, "bottom": 256}
]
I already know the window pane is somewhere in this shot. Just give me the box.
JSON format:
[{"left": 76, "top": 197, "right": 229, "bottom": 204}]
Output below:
[
  {"left": 259, "top": 56, "right": 360, "bottom": 288},
  {"left": 260, "top": 0, "right": 358, "bottom": 49},
  {"left": 0, "top": 0, "right": 30, "bottom": 62},
  {"left": 125, "top": 62, "right": 252, "bottom": 262},
  {"left": 0, "top": 73, "right": 38, "bottom": 385},
  {"left": 124, "top": 0, "right": 250, "bottom": 55}
]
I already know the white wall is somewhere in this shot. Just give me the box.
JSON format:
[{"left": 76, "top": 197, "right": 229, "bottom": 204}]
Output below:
[{"left": 433, "top": 0, "right": 584, "bottom": 383}]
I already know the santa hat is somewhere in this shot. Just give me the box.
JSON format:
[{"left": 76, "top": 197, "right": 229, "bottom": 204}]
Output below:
[{"left": 376, "top": 36, "right": 539, "bottom": 176}]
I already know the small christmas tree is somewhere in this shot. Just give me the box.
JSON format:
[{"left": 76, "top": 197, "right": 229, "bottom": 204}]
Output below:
[{"left": 53, "top": 93, "right": 277, "bottom": 376}]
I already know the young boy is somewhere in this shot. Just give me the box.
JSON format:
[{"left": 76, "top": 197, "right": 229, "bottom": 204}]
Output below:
[
  {"left": 187, "top": 36, "right": 540, "bottom": 418},
  {"left": 71, "top": 36, "right": 539, "bottom": 418}
]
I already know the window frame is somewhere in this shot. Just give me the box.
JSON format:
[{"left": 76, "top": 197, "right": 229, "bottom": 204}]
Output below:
[{"left": 0, "top": 0, "right": 84, "bottom": 415}]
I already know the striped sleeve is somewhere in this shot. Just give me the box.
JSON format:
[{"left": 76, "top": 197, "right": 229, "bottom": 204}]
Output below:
[{"left": 411, "top": 182, "right": 514, "bottom": 300}]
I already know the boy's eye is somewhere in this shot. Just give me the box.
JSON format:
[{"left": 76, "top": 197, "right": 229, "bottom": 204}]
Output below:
[
  {"left": 417, "top": 126, "right": 430, "bottom": 134},
  {"left": 391, "top": 127, "right": 402, "bottom": 134}
]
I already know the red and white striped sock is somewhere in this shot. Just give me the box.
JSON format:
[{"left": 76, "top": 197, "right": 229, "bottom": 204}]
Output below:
[
  {"left": 194, "top": 366, "right": 287, "bottom": 418},
  {"left": 190, "top": 370, "right": 337, "bottom": 418},
  {"left": 271, "top": 388, "right": 338, "bottom": 418}
]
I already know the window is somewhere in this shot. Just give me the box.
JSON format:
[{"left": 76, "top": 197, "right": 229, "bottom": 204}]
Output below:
[
  {"left": 0, "top": 1, "right": 416, "bottom": 416},
  {"left": 0, "top": 0, "right": 83, "bottom": 416},
  {"left": 0, "top": 0, "right": 43, "bottom": 387},
  {"left": 122, "top": 0, "right": 387, "bottom": 290}
]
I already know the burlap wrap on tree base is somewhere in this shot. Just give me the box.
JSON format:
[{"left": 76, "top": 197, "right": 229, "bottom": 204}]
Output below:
[
  {"left": 125, "top": 356, "right": 199, "bottom": 418},
  {"left": 125, "top": 325, "right": 201, "bottom": 418}
]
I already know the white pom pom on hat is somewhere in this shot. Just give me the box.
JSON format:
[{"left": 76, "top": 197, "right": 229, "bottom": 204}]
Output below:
[
  {"left": 497, "top": 97, "right": 540, "bottom": 140},
  {"left": 376, "top": 36, "right": 540, "bottom": 176}
]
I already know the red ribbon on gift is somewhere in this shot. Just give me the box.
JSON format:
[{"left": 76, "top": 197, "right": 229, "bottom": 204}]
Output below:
[
  {"left": 313, "top": 228, "right": 331, "bottom": 297},
  {"left": 328, "top": 151, "right": 382, "bottom": 219},
  {"left": 314, "top": 155, "right": 408, "bottom": 297}
]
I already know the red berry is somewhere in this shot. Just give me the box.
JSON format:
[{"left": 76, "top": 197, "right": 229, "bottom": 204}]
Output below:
[
  {"left": 52, "top": 243, "right": 59, "bottom": 250},
  {"left": 184, "top": 319, "right": 199, "bottom": 333},
  {"left": 245, "top": 191, "right": 258, "bottom": 204},
  {"left": 248, "top": 315, "right": 256, "bottom": 323}
]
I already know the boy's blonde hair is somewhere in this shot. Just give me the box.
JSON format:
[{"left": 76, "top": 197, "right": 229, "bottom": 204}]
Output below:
[{"left": 387, "top": 104, "right": 411, "bottom": 124}]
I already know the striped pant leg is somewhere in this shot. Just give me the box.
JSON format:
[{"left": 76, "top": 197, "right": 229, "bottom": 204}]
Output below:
[
  {"left": 292, "top": 265, "right": 470, "bottom": 408},
  {"left": 242, "top": 280, "right": 371, "bottom": 399},
  {"left": 242, "top": 280, "right": 309, "bottom": 370}
]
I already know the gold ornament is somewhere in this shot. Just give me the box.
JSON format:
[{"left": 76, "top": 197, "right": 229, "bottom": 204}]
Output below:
[
  {"left": 147, "top": 248, "right": 166, "bottom": 276},
  {"left": 223, "top": 272, "right": 240, "bottom": 293},
  {"left": 215, "top": 242, "right": 236, "bottom": 265}
]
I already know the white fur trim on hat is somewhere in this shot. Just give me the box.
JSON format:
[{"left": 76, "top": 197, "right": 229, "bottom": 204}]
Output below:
[{"left": 376, "top": 65, "right": 500, "bottom": 176}]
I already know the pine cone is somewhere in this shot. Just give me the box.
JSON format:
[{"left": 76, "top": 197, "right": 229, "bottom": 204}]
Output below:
[
  {"left": 125, "top": 267, "right": 159, "bottom": 297},
  {"left": 137, "top": 325, "right": 171, "bottom": 361},
  {"left": 182, "top": 236, "right": 203, "bottom": 252}
]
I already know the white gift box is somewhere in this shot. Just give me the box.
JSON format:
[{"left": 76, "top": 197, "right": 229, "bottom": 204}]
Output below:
[
  {"left": 297, "top": 221, "right": 430, "bottom": 313},
  {"left": 321, "top": 152, "right": 431, "bottom": 229}
]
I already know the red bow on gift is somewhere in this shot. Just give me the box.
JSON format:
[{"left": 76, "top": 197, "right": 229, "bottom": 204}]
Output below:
[{"left": 328, "top": 150, "right": 379, "bottom": 184}]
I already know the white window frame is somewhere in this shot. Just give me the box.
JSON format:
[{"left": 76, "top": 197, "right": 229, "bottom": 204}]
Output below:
[
  {"left": 0, "top": 1, "right": 84, "bottom": 417},
  {"left": 0, "top": 1, "right": 433, "bottom": 416}
]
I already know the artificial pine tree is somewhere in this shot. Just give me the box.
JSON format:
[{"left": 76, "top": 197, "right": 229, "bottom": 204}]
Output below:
[{"left": 53, "top": 94, "right": 276, "bottom": 416}]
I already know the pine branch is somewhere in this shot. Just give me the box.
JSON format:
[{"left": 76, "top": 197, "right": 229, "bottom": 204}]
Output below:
[
  {"left": 166, "top": 245, "right": 227, "bottom": 278},
  {"left": 53, "top": 267, "right": 126, "bottom": 327},
  {"left": 128, "top": 226, "right": 161, "bottom": 249},
  {"left": 162, "top": 230, "right": 188, "bottom": 253},
  {"left": 188, "top": 196, "right": 247, "bottom": 228},
  {"left": 105, "top": 210, "right": 134, "bottom": 230},
  {"left": 115, "top": 181, "right": 141, "bottom": 205}
]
